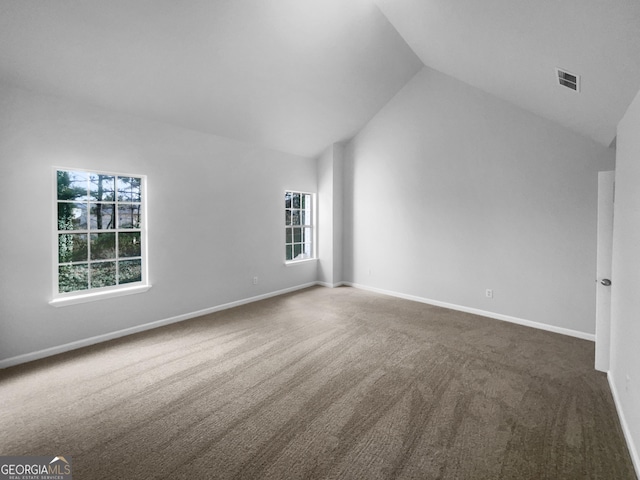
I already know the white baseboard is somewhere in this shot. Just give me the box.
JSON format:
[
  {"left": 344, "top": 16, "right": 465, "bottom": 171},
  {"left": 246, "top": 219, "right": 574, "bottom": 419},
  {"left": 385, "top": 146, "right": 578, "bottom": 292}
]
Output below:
[
  {"left": 316, "top": 281, "right": 345, "bottom": 288},
  {"left": 0, "top": 282, "right": 318, "bottom": 369},
  {"left": 0, "top": 280, "right": 594, "bottom": 369},
  {"left": 608, "top": 372, "right": 640, "bottom": 478},
  {"left": 343, "top": 282, "right": 595, "bottom": 342}
]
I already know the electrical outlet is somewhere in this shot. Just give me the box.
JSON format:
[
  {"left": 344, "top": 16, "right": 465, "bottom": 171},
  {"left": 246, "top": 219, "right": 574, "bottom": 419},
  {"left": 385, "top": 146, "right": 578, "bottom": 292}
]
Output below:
[
  {"left": 252, "top": 276, "right": 258, "bottom": 285},
  {"left": 485, "top": 289, "right": 493, "bottom": 298}
]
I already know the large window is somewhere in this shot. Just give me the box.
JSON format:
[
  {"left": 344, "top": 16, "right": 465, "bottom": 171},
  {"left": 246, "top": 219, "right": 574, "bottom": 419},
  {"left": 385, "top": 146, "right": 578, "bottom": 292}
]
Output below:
[
  {"left": 54, "top": 169, "right": 147, "bottom": 297},
  {"left": 285, "top": 191, "right": 314, "bottom": 262}
]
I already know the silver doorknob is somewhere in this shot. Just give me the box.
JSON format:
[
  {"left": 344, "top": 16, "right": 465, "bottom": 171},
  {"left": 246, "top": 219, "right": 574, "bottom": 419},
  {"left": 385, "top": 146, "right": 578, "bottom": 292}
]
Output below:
[{"left": 601, "top": 279, "right": 612, "bottom": 286}]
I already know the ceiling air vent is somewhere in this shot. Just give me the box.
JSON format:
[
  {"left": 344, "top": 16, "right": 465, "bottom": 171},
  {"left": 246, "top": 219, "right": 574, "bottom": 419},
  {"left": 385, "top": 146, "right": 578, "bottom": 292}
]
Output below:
[{"left": 556, "top": 68, "right": 580, "bottom": 92}]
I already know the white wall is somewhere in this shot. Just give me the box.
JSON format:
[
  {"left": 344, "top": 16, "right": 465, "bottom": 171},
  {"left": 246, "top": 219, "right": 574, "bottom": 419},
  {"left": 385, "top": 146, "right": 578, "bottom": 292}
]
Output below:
[
  {"left": 343, "top": 67, "right": 614, "bottom": 336},
  {"left": 332, "top": 144, "right": 344, "bottom": 284},
  {"left": 317, "top": 145, "right": 335, "bottom": 285},
  {"left": 0, "top": 83, "right": 317, "bottom": 364},
  {"left": 610, "top": 87, "right": 640, "bottom": 473},
  {"left": 317, "top": 143, "right": 344, "bottom": 286}
]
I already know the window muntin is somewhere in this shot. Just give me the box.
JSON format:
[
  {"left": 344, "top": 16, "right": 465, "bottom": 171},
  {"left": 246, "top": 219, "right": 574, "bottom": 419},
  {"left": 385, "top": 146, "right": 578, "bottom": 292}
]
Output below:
[
  {"left": 55, "top": 169, "right": 146, "bottom": 295},
  {"left": 285, "top": 191, "right": 314, "bottom": 262}
]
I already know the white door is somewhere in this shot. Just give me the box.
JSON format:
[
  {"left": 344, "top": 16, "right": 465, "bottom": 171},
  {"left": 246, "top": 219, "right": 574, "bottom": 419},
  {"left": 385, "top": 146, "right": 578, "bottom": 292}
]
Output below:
[{"left": 595, "top": 171, "right": 614, "bottom": 372}]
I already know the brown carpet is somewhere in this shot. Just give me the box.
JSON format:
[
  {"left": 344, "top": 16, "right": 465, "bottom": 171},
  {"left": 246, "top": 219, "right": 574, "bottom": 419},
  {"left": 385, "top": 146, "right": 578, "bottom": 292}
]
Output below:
[{"left": 0, "top": 286, "right": 636, "bottom": 479}]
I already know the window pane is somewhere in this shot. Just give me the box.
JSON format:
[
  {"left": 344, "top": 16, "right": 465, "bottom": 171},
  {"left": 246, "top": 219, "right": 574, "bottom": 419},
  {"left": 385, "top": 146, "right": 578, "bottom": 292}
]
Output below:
[
  {"left": 90, "top": 261, "right": 116, "bottom": 288},
  {"left": 90, "top": 203, "right": 115, "bottom": 230},
  {"left": 58, "top": 264, "right": 88, "bottom": 293},
  {"left": 90, "top": 233, "right": 116, "bottom": 260},
  {"left": 119, "top": 259, "right": 142, "bottom": 284},
  {"left": 89, "top": 174, "right": 115, "bottom": 201},
  {"left": 119, "top": 232, "right": 141, "bottom": 258},
  {"left": 57, "top": 171, "right": 88, "bottom": 201},
  {"left": 285, "top": 191, "right": 313, "bottom": 262},
  {"left": 56, "top": 169, "right": 146, "bottom": 295},
  {"left": 117, "top": 176, "right": 142, "bottom": 202},
  {"left": 59, "top": 233, "right": 88, "bottom": 263},
  {"left": 117, "top": 204, "right": 141, "bottom": 229},
  {"left": 58, "top": 203, "right": 87, "bottom": 230}
]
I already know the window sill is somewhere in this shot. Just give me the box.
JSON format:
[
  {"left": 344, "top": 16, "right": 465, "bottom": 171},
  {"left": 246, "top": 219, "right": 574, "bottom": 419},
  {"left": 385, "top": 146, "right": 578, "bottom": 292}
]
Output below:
[
  {"left": 285, "top": 258, "right": 317, "bottom": 266},
  {"left": 49, "top": 284, "right": 152, "bottom": 308}
]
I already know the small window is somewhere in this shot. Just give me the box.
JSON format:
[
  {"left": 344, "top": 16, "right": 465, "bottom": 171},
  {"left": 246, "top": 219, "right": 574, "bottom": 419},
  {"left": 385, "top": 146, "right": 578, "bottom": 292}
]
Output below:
[
  {"left": 285, "top": 191, "right": 314, "bottom": 262},
  {"left": 54, "top": 169, "right": 147, "bottom": 298}
]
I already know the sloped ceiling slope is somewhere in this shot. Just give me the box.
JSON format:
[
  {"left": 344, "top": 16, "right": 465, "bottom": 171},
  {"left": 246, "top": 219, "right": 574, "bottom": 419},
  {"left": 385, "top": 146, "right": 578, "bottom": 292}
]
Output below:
[
  {"left": 0, "top": 0, "right": 422, "bottom": 158},
  {"left": 375, "top": 0, "right": 640, "bottom": 148}
]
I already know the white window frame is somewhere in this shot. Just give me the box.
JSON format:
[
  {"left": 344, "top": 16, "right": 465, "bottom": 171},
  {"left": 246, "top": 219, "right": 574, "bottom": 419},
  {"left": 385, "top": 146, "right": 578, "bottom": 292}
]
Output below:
[
  {"left": 50, "top": 167, "right": 151, "bottom": 307},
  {"left": 284, "top": 190, "right": 316, "bottom": 265}
]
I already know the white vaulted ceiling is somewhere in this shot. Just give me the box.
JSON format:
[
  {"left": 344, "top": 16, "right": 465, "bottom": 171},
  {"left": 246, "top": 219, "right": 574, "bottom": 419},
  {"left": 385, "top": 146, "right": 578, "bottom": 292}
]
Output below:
[
  {"left": 0, "top": 0, "right": 422, "bottom": 157},
  {"left": 1, "top": 0, "right": 639, "bottom": 155},
  {"left": 374, "top": 0, "right": 640, "bottom": 148}
]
